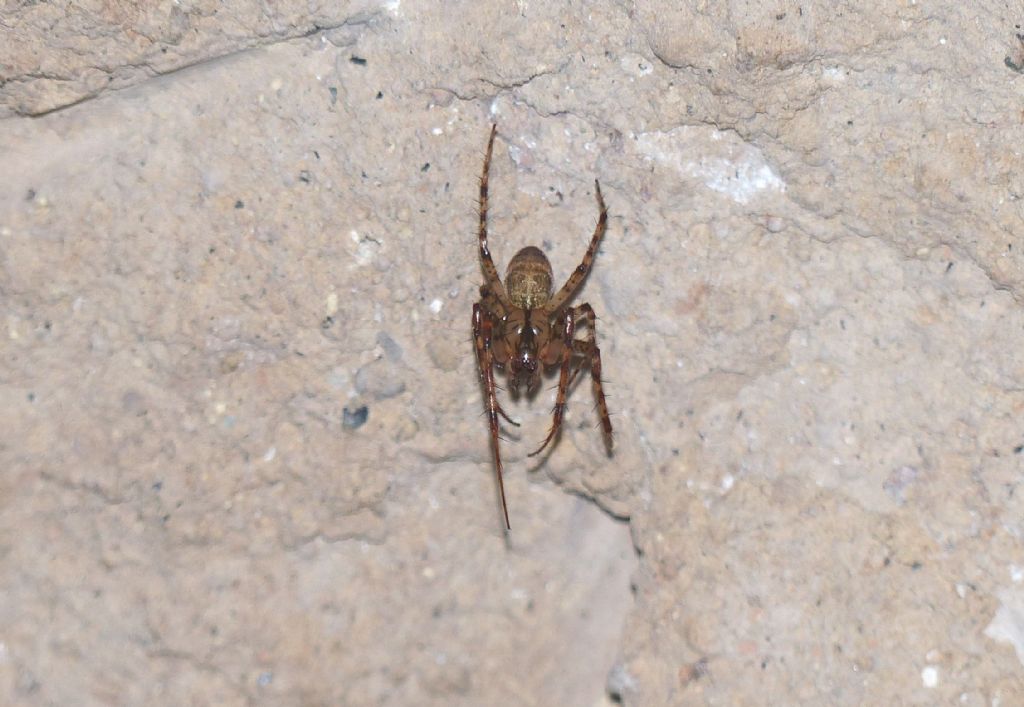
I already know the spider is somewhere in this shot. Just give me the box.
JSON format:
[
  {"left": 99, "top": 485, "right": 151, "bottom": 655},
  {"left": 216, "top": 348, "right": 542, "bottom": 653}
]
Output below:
[{"left": 472, "top": 124, "right": 613, "bottom": 529}]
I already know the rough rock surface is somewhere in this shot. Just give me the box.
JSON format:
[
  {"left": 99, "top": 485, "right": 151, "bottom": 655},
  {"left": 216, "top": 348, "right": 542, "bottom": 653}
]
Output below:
[{"left": 2, "top": 1, "right": 1024, "bottom": 705}]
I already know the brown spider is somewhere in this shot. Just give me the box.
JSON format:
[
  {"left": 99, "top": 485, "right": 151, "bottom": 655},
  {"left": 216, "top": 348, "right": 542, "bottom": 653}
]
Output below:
[{"left": 472, "top": 124, "right": 613, "bottom": 529}]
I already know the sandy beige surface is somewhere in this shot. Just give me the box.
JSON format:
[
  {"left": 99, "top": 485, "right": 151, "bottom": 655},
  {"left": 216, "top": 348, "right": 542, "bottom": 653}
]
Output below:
[{"left": 3, "top": 1, "right": 1024, "bottom": 705}]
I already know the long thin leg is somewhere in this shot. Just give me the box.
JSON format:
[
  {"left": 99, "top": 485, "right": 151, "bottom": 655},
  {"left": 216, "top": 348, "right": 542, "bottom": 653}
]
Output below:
[
  {"left": 495, "top": 405, "right": 519, "bottom": 427},
  {"left": 547, "top": 180, "right": 607, "bottom": 312},
  {"left": 569, "top": 303, "right": 613, "bottom": 449},
  {"left": 477, "top": 288, "right": 518, "bottom": 429},
  {"left": 528, "top": 310, "right": 575, "bottom": 457},
  {"left": 473, "top": 303, "right": 511, "bottom": 529},
  {"left": 478, "top": 124, "right": 511, "bottom": 310}
]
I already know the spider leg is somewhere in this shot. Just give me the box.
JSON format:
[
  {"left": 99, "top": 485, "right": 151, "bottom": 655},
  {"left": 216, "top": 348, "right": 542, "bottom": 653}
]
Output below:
[
  {"left": 547, "top": 180, "right": 608, "bottom": 312},
  {"left": 472, "top": 309, "right": 519, "bottom": 429},
  {"left": 496, "top": 405, "right": 520, "bottom": 427},
  {"left": 569, "top": 302, "right": 614, "bottom": 448},
  {"left": 478, "top": 124, "right": 512, "bottom": 310},
  {"left": 473, "top": 303, "right": 511, "bottom": 529},
  {"left": 528, "top": 310, "right": 575, "bottom": 458},
  {"left": 566, "top": 354, "right": 588, "bottom": 389}
]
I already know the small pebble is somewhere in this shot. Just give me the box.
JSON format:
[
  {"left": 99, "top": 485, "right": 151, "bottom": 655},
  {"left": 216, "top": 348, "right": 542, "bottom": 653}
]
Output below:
[
  {"left": 376, "top": 331, "right": 403, "bottom": 361},
  {"left": 343, "top": 405, "right": 369, "bottom": 429},
  {"left": 427, "top": 339, "right": 460, "bottom": 372},
  {"left": 355, "top": 359, "right": 406, "bottom": 400}
]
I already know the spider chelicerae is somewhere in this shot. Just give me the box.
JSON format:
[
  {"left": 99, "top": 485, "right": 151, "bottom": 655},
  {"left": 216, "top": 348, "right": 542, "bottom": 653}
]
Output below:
[{"left": 471, "top": 124, "right": 613, "bottom": 529}]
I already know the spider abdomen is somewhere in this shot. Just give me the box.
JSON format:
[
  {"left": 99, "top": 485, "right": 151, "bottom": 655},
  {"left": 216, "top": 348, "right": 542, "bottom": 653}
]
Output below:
[{"left": 505, "top": 246, "right": 553, "bottom": 309}]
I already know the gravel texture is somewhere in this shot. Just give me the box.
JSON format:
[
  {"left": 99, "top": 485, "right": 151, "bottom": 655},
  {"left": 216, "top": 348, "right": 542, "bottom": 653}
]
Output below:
[{"left": 2, "top": 1, "right": 1024, "bottom": 705}]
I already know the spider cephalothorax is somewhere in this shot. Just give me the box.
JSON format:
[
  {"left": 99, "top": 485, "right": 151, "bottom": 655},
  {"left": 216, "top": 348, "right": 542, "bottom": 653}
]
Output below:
[{"left": 471, "top": 124, "right": 613, "bottom": 529}]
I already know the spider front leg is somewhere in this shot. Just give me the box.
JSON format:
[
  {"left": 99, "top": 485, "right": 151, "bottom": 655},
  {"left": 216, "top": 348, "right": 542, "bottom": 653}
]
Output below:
[
  {"left": 473, "top": 303, "right": 511, "bottom": 529},
  {"left": 547, "top": 180, "right": 607, "bottom": 313},
  {"left": 528, "top": 310, "right": 575, "bottom": 458},
  {"left": 477, "top": 124, "right": 511, "bottom": 311},
  {"left": 570, "top": 303, "right": 613, "bottom": 450}
]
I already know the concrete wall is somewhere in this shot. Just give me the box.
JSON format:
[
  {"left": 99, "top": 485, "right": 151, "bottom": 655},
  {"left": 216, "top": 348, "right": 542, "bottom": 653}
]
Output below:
[{"left": 3, "top": 1, "right": 1024, "bottom": 704}]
